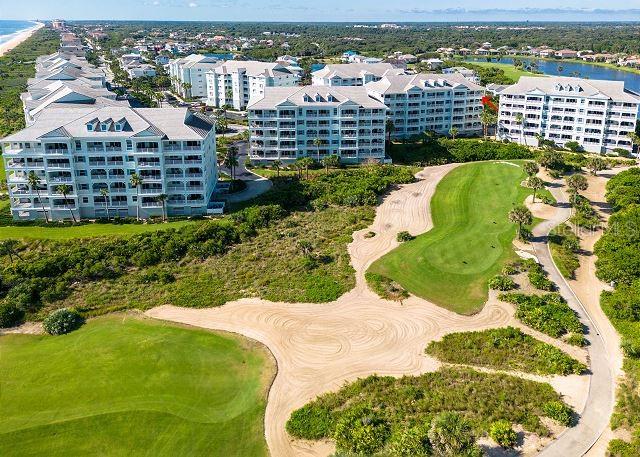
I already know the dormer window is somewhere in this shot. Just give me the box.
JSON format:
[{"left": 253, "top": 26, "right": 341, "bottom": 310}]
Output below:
[
  {"left": 87, "top": 124, "right": 94, "bottom": 131},
  {"left": 115, "top": 124, "right": 122, "bottom": 132},
  {"left": 101, "top": 123, "right": 108, "bottom": 131}
]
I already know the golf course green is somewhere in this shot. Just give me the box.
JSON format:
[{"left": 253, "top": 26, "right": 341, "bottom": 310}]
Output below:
[
  {"left": 0, "top": 315, "right": 273, "bottom": 456},
  {"left": 369, "top": 161, "right": 537, "bottom": 314}
]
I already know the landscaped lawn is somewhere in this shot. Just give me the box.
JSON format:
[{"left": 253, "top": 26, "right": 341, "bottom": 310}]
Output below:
[
  {"left": 467, "top": 61, "right": 544, "bottom": 81},
  {"left": 0, "top": 219, "right": 195, "bottom": 240},
  {"left": 369, "top": 161, "right": 535, "bottom": 314},
  {"left": 0, "top": 315, "right": 273, "bottom": 456}
]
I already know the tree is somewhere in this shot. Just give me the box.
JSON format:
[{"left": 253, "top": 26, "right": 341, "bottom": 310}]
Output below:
[
  {"left": 514, "top": 112, "right": 526, "bottom": 145},
  {"left": 321, "top": 154, "right": 340, "bottom": 173},
  {"left": 535, "top": 133, "right": 545, "bottom": 148},
  {"left": 0, "top": 239, "right": 23, "bottom": 263},
  {"left": 385, "top": 119, "right": 395, "bottom": 145},
  {"left": 428, "top": 412, "right": 482, "bottom": 457},
  {"left": 627, "top": 132, "right": 640, "bottom": 157},
  {"left": 449, "top": 126, "right": 459, "bottom": 140},
  {"left": 585, "top": 156, "right": 607, "bottom": 176},
  {"left": 181, "top": 82, "right": 192, "bottom": 98},
  {"left": 480, "top": 109, "right": 497, "bottom": 139},
  {"left": 56, "top": 184, "right": 76, "bottom": 223},
  {"left": 297, "top": 157, "right": 314, "bottom": 179},
  {"left": 129, "top": 173, "right": 143, "bottom": 221},
  {"left": 156, "top": 193, "right": 168, "bottom": 221},
  {"left": 509, "top": 205, "right": 533, "bottom": 239},
  {"left": 223, "top": 145, "right": 239, "bottom": 179},
  {"left": 216, "top": 116, "right": 228, "bottom": 139},
  {"left": 27, "top": 171, "right": 48, "bottom": 223},
  {"left": 100, "top": 187, "right": 110, "bottom": 220},
  {"left": 566, "top": 174, "right": 588, "bottom": 204},
  {"left": 271, "top": 159, "right": 283, "bottom": 178},
  {"left": 313, "top": 137, "right": 323, "bottom": 161},
  {"left": 527, "top": 176, "right": 545, "bottom": 202},
  {"left": 538, "top": 150, "right": 564, "bottom": 171},
  {"left": 523, "top": 161, "right": 539, "bottom": 177}
]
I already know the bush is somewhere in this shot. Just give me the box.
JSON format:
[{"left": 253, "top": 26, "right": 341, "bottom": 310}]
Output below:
[
  {"left": 42, "top": 308, "right": 84, "bottom": 335},
  {"left": 564, "top": 141, "right": 583, "bottom": 153},
  {"left": 489, "top": 420, "right": 518, "bottom": 448},
  {"left": 286, "top": 404, "right": 333, "bottom": 440},
  {"left": 502, "top": 263, "right": 519, "bottom": 275},
  {"left": 0, "top": 302, "right": 25, "bottom": 328},
  {"left": 595, "top": 205, "right": 640, "bottom": 285},
  {"left": 364, "top": 231, "right": 376, "bottom": 239},
  {"left": 526, "top": 261, "right": 556, "bottom": 291},
  {"left": 488, "top": 274, "right": 517, "bottom": 291},
  {"left": 605, "top": 168, "right": 640, "bottom": 211},
  {"left": 566, "top": 333, "right": 588, "bottom": 347},
  {"left": 543, "top": 401, "right": 574, "bottom": 426},
  {"left": 366, "top": 272, "right": 409, "bottom": 302},
  {"left": 397, "top": 231, "right": 415, "bottom": 242},
  {"left": 386, "top": 424, "right": 431, "bottom": 456},
  {"left": 428, "top": 412, "right": 482, "bottom": 457},
  {"left": 500, "top": 293, "right": 583, "bottom": 339},
  {"left": 333, "top": 406, "right": 390, "bottom": 455}
]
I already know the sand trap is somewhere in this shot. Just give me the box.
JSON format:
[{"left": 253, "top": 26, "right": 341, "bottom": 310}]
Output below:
[{"left": 146, "top": 164, "right": 590, "bottom": 456}]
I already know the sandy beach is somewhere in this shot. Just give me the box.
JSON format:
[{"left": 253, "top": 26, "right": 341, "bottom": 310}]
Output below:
[{"left": 0, "top": 22, "right": 45, "bottom": 57}]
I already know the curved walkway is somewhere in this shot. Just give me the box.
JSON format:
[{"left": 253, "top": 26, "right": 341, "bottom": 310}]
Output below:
[
  {"left": 147, "top": 163, "right": 591, "bottom": 456},
  {"left": 532, "top": 178, "right": 614, "bottom": 457}
]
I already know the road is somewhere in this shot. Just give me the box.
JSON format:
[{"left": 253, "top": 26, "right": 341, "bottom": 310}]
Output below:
[
  {"left": 218, "top": 141, "right": 272, "bottom": 203},
  {"left": 533, "top": 180, "right": 614, "bottom": 457}
]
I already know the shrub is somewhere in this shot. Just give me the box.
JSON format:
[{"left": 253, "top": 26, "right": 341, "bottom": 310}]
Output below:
[
  {"left": 397, "top": 231, "right": 415, "bottom": 242},
  {"left": 0, "top": 302, "right": 25, "bottom": 328},
  {"left": 42, "top": 308, "right": 84, "bottom": 335},
  {"left": 526, "top": 262, "right": 556, "bottom": 291},
  {"left": 566, "top": 333, "right": 587, "bottom": 347},
  {"left": 605, "top": 168, "right": 640, "bottom": 211},
  {"left": 595, "top": 205, "right": 640, "bottom": 285},
  {"left": 333, "top": 406, "right": 390, "bottom": 455},
  {"left": 488, "top": 274, "right": 517, "bottom": 291},
  {"left": 543, "top": 401, "right": 574, "bottom": 426},
  {"left": 500, "top": 293, "right": 583, "bottom": 339},
  {"left": 502, "top": 263, "right": 519, "bottom": 275},
  {"left": 364, "top": 231, "right": 376, "bottom": 239},
  {"left": 428, "top": 412, "right": 482, "bottom": 457},
  {"left": 489, "top": 420, "right": 518, "bottom": 448},
  {"left": 286, "top": 404, "right": 333, "bottom": 440},
  {"left": 366, "top": 272, "right": 409, "bottom": 302},
  {"left": 386, "top": 424, "right": 431, "bottom": 456},
  {"left": 564, "top": 141, "right": 583, "bottom": 153}
]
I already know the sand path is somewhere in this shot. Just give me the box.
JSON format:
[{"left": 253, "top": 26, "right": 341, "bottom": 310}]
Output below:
[{"left": 147, "top": 163, "right": 588, "bottom": 456}]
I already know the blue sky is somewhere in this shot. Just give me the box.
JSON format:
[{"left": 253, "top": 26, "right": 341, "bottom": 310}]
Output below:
[{"left": 1, "top": 0, "right": 640, "bottom": 22}]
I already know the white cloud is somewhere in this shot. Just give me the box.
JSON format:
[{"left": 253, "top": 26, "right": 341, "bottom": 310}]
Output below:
[{"left": 188, "top": 1, "right": 198, "bottom": 6}]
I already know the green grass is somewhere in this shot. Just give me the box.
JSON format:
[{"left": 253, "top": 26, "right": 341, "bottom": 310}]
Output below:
[
  {"left": 0, "top": 220, "right": 195, "bottom": 240},
  {"left": 426, "top": 327, "right": 586, "bottom": 375},
  {"left": 466, "top": 61, "right": 544, "bottom": 81},
  {"left": 369, "top": 161, "right": 535, "bottom": 314},
  {"left": 0, "top": 315, "right": 273, "bottom": 456}
]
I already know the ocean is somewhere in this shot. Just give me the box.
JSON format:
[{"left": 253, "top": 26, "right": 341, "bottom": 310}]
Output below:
[{"left": 0, "top": 20, "right": 37, "bottom": 46}]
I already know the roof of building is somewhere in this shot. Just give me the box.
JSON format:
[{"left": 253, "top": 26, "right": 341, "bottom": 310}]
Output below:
[
  {"left": 210, "top": 60, "right": 293, "bottom": 78},
  {"left": 247, "top": 85, "right": 387, "bottom": 110},
  {"left": 312, "top": 62, "right": 400, "bottom": 80},
  {"left": 501, "top": 76, "right": 640, "bottom": 102},
  {"left": 365, "top": 72, "right": 484, "bottom": 94},
  {"left": 3, "top": 107, "right": 215, "bottom": 142},
  {"left": 170, "top": 53, "right": 221, "bottom": 68}
]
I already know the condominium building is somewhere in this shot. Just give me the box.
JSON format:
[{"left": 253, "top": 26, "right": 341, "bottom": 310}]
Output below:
[
  {"left": 498, "top": 76, "right": 640, "bottom": 153},
  {"left": 247, "top": 86, "right": 387, "bottom": 163},
  {"left": 1, "top": 107, "right": 217, "bottom": 221},
  {"left": 205, "top": 60, "right": 299, "bottom": 110},
  {"left": 365, "top": 73, "right": 485, "bottom": 138},
  {"left": 311, "top": 63, "right": 404, "bottom": 86},
  {"left": 168, "top": 54, "right": 222, "bottom": 99}
]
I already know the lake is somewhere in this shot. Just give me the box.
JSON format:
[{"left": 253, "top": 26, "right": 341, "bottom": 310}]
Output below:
[{"left": 466, "top": 57, "right": 640, "bottom": 93}]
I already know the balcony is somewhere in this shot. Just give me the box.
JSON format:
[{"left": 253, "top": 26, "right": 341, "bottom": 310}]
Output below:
[{"left": 185, "top": 172, "right": 203, "bottom": 178}]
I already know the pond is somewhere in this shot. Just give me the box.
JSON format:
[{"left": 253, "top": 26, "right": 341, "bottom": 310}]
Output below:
[{"left": 466, "top": 57, "right": 640, "bottom": 93}]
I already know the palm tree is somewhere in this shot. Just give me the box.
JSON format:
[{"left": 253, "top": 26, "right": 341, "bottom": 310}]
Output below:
[
  {"left": 56, "top": 184, "right": 76, "bottom": 223},
  {"left": 225, "top": 89, "right": 234, "bottom": 107},
  {"left": 313, "top": 137, "right": 323, "bottom": 161},
  {"left": 181, "top": 82, "right": 192, "bottom": 98},
  {"left": 526, "top": 176, "right": 545, "bottom": 203},
  {"left": 100, "top": 187, "right": 110, "bottom": 220},
  {"left": 449, "top": 126, "right": 459, "bottom": 140},
  {"left": 216, "top": 116, "right": 228, "bottom": 139},
  {"left": 297, "top": 157, "right": 314, "bottom": 179},
  {"left": 130, "top": 173, "right": 143, "bottom": 221},
  {"left": 223, "top": 145, "right": 239, "bottom": 180},
  {"left": 27, "top": 171, "right": 48, "bottom": 223},
  {"left": 0, "top": 239, "right": 23, "bottom": 263},
  {"left": 385, "top": 119, "right": 395, "bottom": 145},
  {"left": 480, "top": 110, "right": 497, "bottom": 139},
  {"left": 585, "top": 156, "right": 607, "bottom": 176},
  {"left": 514, "top": 113, "right": 526, "bottom": 145},
  {"left": 523, "top": 161, "right": 539, "bottom": 177},
  {"left": 508, "top": 205, "right": 533, "bottom": 239},
  {"left": 322, "top": 154, "right": 340, "bottom": 174},
  {"left": 271, "top": 159, "right": 283, "bottom": 178},
  {"left": 156, "top": 193, "right": 168, "bottom": 221},
  {"left": 626, "top": 132, "right": 640, "bottom": 158},
  {"left": 566, "top": 174, "right": 588, "bottom": 204}
]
